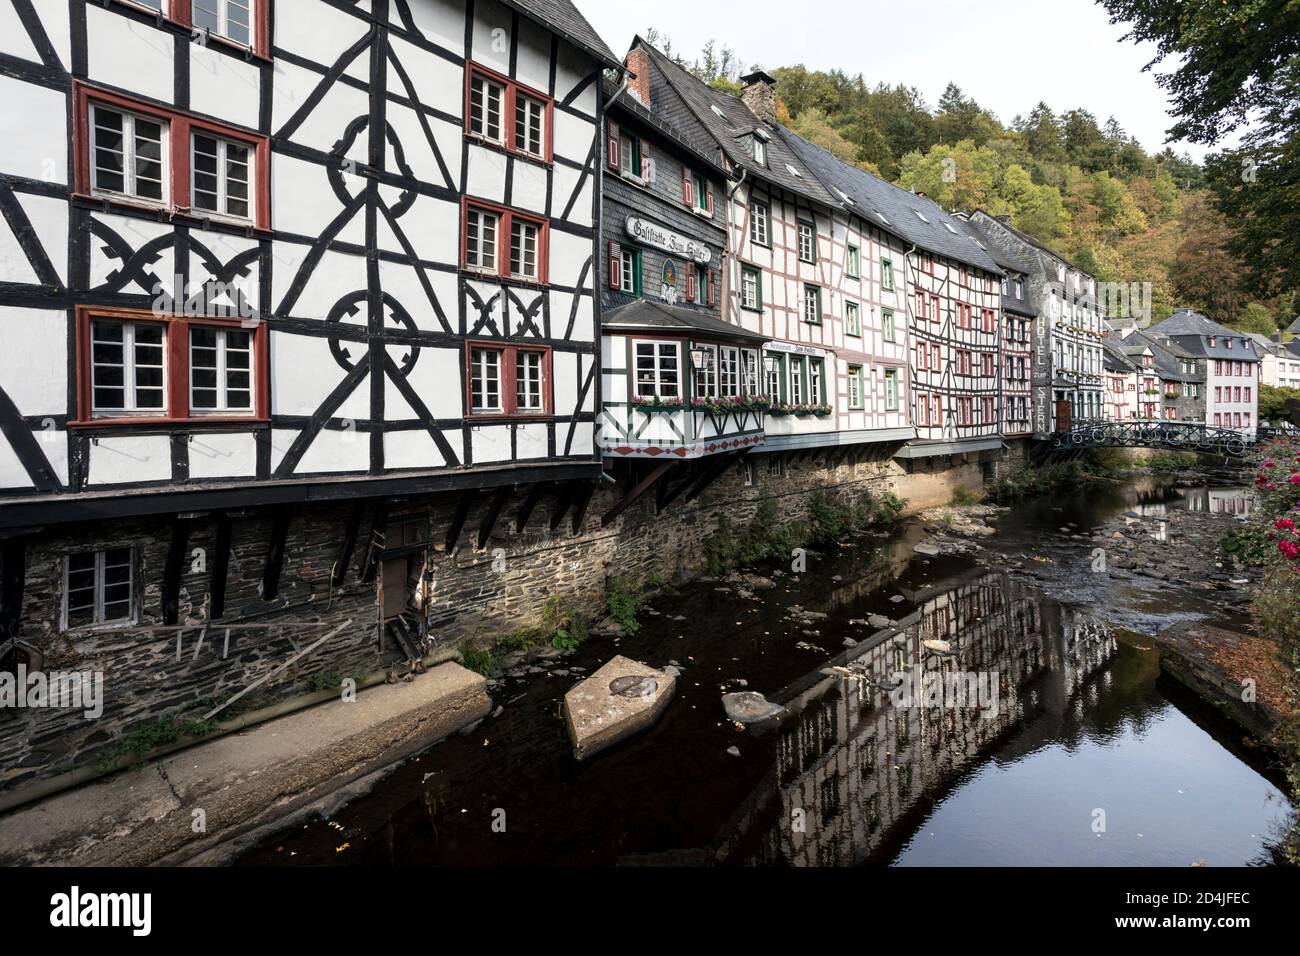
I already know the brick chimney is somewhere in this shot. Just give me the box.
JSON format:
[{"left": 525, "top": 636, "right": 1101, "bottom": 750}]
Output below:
[
  {"left": 626, "top": 48, "right": 650, "bottom": 106},
  {"left": 740, "top": 70, "right": 777, "bottom": 125}
]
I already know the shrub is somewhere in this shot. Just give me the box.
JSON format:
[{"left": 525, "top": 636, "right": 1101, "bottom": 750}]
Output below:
[
  {"left": 606, "top": 576, "right": 644, "bottom": 634},
  {"left": 949, "top": 486, "right": 985, "bottom": 507}
]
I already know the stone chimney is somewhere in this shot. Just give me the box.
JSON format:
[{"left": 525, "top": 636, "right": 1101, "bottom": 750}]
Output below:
[
  {"left": 626, "top": 48, "right": 650, "bottom": 106},
  {"left": 740, "top": 71, "right": 777, "bottom": 125}
]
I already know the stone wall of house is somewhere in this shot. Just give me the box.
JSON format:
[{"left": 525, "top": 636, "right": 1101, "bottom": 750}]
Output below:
[{"left": 0, "top": 447, "right": 990, "bottom": 798}]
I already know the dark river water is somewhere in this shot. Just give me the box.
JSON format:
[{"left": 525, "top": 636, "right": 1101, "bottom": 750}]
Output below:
[{"left": 237, "top": 480, "right": 1294, "bottom": 867}]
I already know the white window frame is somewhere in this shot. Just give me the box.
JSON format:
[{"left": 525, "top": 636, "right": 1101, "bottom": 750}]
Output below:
[
  {"left": 192, "top": 0, "right": 255, "bottom": 47},
  {"left": 90, "top": 319, "right": 167, "bottom": 416},
  {"left": 798, "top": 221, "right": 816, "bottom": 263},
  {"left": 883, "top": 308, "right": 897, "bottom": 343},
  {"left": 846, "top": 301, "right": 861, "bottom": 337},
  {"left": 741, "top": 349, "right": 759, "bottom": 396},
  {"left": 803, "top": 285, "right": 821, "bottom": 325},
  {"left": 465, "top": 207, "right": 499, "bottom": 274},
  {"left": 469, "top": 73, "right": 506, "bottom": 144},
  {"left": 884, "top": 368, "right": 900, "bottom": 412},
  {"left": 619, "top": 248, "right": 637, "bottom": 294},
  {"left": 515, "top": 92, "right": 546, "bottom": 158},
  {"left": 634, "top": 340, "right": 681, "bottom": 399},
  {"left": 753, "top": 136, "right": 767, "bottom": 166},
  {"left": 719, "top": 347, "right": 740, "bottom": 397},
  {"left": 470, "top": 347, "right": 503, "bottom": 413},
  {"left": 63, "top": 548, "right": 136, "bottom": 630},
  {"left": 89, "top": 104, "right": 169, "bottom": 205},
  {"left": 190, "top": 131, "right": 252, "bottom": 222},
  {"left": 694, "top": 343, "right": 718, "bottom": 399},
  {"left": 750, "top": 201, "right": 770, "bottom": 246},
  {"left": 847, "top": 365, "right": 863, "bottom": 409},
  {"left": 741, "top": 267, "right": 760, "bottom": 311},
  {"left": 516, "top": 350, "right": 543, "bottom": 411},
  {"left": 189, "top": 325, "right": 254, "bottom": 415},
  {"left": 846, "top": 244, "right": 860, "bottom": 278},
  {"left": 510, "top": 217, "right": 540, "bottom": 280},
  {"left": 809, "top": 359, "right": 823, "bottom": 405}
]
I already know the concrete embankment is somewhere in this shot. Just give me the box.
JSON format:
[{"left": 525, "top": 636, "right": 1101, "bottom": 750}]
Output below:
[{"left": 0, "top": 662, "right": 490, "bottom": 866}]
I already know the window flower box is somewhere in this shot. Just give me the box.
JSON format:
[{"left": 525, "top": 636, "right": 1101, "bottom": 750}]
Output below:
[{"left": 632, "top": 396, "right": 685, "bottom": 412}]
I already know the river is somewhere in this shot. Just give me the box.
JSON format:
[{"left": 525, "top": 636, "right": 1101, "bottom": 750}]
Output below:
[{"left": 236, "top": 480, "right": 1294, "bottom": 867}]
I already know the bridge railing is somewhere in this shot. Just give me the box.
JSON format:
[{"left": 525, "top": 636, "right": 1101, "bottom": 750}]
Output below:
[{"left": 1047, "top": 419, "right": 1254, "bottom": 456}]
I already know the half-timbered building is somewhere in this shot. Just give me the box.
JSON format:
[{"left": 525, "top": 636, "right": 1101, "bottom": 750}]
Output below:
[
  {"left": 970, "top": 211, "right": 1105, "bottom": 432},
  {"left": 597, "top": 74, "right": 768, "bottom": 493},
  {"left": 626, "top": 41, "right": 915, "bottom": 457},
  {"left": 0, "top": 0, "right": 618, "bottom": 785}
]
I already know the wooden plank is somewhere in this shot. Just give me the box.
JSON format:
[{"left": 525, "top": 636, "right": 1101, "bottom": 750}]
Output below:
[
  {"left": 601, "top": 462, "right": 673, "bottom": 526},
  {"left": 209, "top": 513, "right": 233, "bottom": 621},
  {"left": 161, "top": 517, "right": 191, "bottom": 626},
  {"left": 0, "top": 536, "right": 26, "bottom": 642},
  {"left": 445, "top": 489, "right": 477, "bottom": 553},
  {"left": 332, "top": 501, "right": 366, "bottom": 587},
  {"left": 360, "top": 501, "right": 389, "bottom": 585},
  {"left": 514, "top": 482, "right": 547, "bottom": 534},
  {"left": 570, "top": 481, "right": 596, "bottom": 535},
  {"left": 477, "top": 486, "right": 511, "bottom": 549},
  {"left": 260, "top": 506, "right": 293, "bottom": 600}
]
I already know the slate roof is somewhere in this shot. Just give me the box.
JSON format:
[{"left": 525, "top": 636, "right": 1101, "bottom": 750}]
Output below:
[
  {"left": 776, "top": 127, "right": 1004, "bottom": 276},
  {"left": 507, "top": 0, "right": 619, "bottom": 69},
  {"left": 1102, "top": 339, "right": 1137, "bottom": 374},
  {"left": 1287, "top": 316, "right": 1300, "bottom": 334},
  {"left": 971, "top": 211, "right": 1094, "bottom": 278},
  {"left": 603, "top": 299, "right": 770, "bottom": 343},
  {"left": 1147, "top": 309, "right": 1262, "bottom": 362},
  {"left": 633, "top": 39, "right": 840, "bottom": 208},
  {"left": 603, "top": 78, "right": 728, "bottom": 177},
  {"left": 1123, "top": 330, "right": 1204, "bottom": 382},
  {"left": 1244, "top": 332, "right": 1287, "bottom": 357}
]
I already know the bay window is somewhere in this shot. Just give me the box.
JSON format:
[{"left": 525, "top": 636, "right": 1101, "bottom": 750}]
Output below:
[
  {"left": 694, "top": 344, "right": 718, "bottom": 398},
  {"left": 635, "top": 341, "right": 681, "bottom": 399},
  {"left": 719, "top": 347, "right": 740, "bottom": 397}
]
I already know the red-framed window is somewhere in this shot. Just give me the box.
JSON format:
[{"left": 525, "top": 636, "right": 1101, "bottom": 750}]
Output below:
[
  {"left": 465, "top": 342, "right": 553, "bottom": 418},
  {"left": 930, "top": 294, "right": 940, "bottom": 324},
  {"left": 461, "top": 198, "right": 549, "bottom": 284},
  {"left": 115, "top": 0, "right": 271, "bottom": 58},
  {"left": 464, "top": 62, "right": 554, "bottom": 163},
  {"left": 73, "top": 306, "right": 269, "bottom": 426},
  {"left": 72, "top": 83, "right": 270, "bottom": 228}
]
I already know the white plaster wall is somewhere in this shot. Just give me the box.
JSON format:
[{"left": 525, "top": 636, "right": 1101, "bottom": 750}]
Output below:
[{"left": 86, "top": 5, "right": 174, "bottom": 104}]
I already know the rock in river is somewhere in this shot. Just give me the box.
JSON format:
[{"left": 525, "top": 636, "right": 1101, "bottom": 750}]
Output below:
[
  {"left": 722, "top": 691, "right": 787, "bottom": 725},
  {"left": 563, "top": 657, "right": 676, "bottom": 762}
]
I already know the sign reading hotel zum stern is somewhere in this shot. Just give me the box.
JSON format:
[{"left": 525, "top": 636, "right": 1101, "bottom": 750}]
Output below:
[{"left": 626, "top": 217, "right": 712, "bottom": 265}]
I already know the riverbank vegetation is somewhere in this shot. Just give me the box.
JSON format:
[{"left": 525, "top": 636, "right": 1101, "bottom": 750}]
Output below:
[
  {"left": 1227, "top": 437, "right": 1300, "bottom": 862},
  {"left": 703, "top": 489, "right": 905, "bottom": 577}
]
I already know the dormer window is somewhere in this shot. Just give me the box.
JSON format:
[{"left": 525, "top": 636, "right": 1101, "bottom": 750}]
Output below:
[
  {"left": 753, "top": 136, "right": 767, "bottom": 166},
  {"left": 1209, "top": 337, "right": 1217, "bottom": 347},
  {"left": 786, "top": 163, "right": 802, "bottom": 178},
  {"left": 913, "top": 209, "right": 929, "bottom": 223}
]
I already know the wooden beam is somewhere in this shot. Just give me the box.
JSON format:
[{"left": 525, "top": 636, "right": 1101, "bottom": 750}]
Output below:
[
  {"left": 261, "top": 507, "right": 293, "bottom": 600},
  {"left": 445, "top": 489, "right": 476, "bottom": 553},
  {"left": 0, "top": 536, "right": 26, "bottom": 643},
  {"left": 549, "top": 481, "right": 580, "bottom": 532},
  {"left": 658, "top": 462, "right": 703, "bottom": 512},
  {"left": 602, "top": 462, "right": 674, "bottom": 526},
  {"left": 360, "top": 501, "right": 389, "bottom": 585},
  {"left": 571, "top": 481, "right": 596, "bottom": 535},
  {"left": 332, "top": 501, "right": 366, "bottom": 587},
  {"left": 477, "top": 486, "right": 511, "bottom": 549},
  {"left": 161, "top": 517, "right": 191, "bottom": 626},
  {"left": 514, "top": 482, "right": 547, "bottom": 534},
  {"left": 209, "top": 512, "right": 233, "bottom": 620},
  {"left": 685, "top": 449, "right": 751, "bottom": 505}
]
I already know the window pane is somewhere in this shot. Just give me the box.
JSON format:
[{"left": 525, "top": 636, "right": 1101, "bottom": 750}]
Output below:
[
  {"left": 193, "top": 134, "right": 219, "bottom": 211},
  {"left": 133, "top": 118, "right": 165, "bottom": 201},
  {"left": 516, "top": 351, "right": 542, "bottom": 410}
]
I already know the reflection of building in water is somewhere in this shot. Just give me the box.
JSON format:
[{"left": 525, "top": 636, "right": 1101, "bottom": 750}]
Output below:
[
  {"left": 727, "top": 571, "right": 1117, "bottom": 866},
  {"left": 1182, "top": 488, "right": 1255, "bottom": 517}
]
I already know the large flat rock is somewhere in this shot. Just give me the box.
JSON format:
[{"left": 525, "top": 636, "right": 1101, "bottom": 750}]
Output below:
[
  {"left": 564, "top": 657, "right": 675, "bottom": 761},
  {"left": 0, "top": 662, "right": 490, "bottom": 866}
]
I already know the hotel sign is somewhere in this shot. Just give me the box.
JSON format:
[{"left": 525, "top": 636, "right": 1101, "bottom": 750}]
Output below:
[{"left": 626, "top": 217, "right": 712, "bottom": 265}]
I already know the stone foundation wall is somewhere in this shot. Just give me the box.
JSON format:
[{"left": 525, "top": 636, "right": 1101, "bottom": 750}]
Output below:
[{"left": 0, "top": 447, "right": 993, "bottom": 796}]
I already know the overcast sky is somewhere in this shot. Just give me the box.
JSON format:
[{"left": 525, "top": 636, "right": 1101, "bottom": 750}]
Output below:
[{"left": 583, "top": 0, "right": 1217, "bottom": 160}]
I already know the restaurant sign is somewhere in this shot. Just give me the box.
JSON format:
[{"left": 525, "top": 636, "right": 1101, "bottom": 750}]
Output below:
[{"left": 626, "top": 217, "right": 712, "bottom": 265}]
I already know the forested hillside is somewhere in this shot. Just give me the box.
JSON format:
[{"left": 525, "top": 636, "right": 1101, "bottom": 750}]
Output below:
[{"left": 643, "top": 29, "right": 1298, "bottom": 334}]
